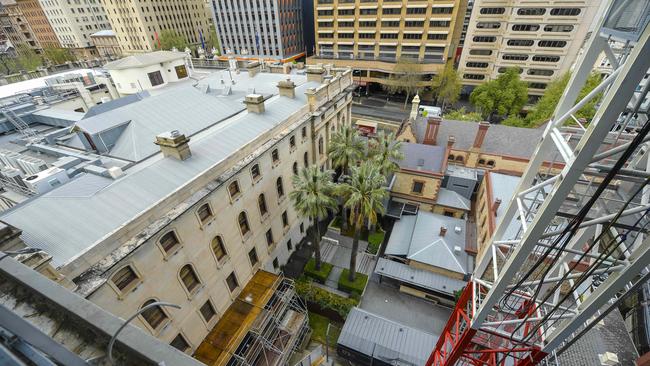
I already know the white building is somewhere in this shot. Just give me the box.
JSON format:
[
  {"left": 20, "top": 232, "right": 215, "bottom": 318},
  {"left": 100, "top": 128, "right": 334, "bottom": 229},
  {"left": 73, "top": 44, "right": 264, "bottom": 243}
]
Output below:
[
  {"left": 104, "top": 51, "right": 191, "bottom": 96},
  {"left": 39, "top": 0, "right": 111, "bottom": 58}
]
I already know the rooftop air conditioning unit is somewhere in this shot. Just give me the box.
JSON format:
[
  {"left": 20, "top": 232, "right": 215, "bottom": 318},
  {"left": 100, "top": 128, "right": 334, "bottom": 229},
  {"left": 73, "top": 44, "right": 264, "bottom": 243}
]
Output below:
[
  {"left": 453, "top": 246, "right": 462, "bottom": 255},
  {"left": 454, "top": 226, "right": 462, "bottom": 233},
  {"left": 599, "top": 352, "right": 619, "bottom": 366}
]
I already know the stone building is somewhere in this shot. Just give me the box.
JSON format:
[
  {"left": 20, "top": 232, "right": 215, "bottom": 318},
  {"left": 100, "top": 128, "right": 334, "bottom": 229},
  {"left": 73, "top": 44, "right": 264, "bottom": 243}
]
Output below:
[
  {"left": 0, "top": 0, "right": 42, "bottom": 53},
  {"left": 90, "top": 29, "right": 121, "bottom": 59},
  {"left": 308, "top": 0, "right": 466, "bottom": 90},
  {"left": 0, "top": 64, "right": 353, "bottom": 354},
  {"left": 15, "top": 0, "right": 59, "bottom": 49}
]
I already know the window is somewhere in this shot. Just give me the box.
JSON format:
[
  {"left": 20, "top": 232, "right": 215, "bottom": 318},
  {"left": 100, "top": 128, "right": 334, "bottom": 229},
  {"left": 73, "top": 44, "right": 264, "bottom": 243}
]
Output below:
[
  {"left": 507, "top": 39, "right": 534, "bottom": 46},
  {"left": 517, "top": 8, "right": 545, "bottom": 16},
  {"left": 503, "top": 54, "right": 529, "bottom": 61},
  {"left": 282, "top": 211, "right": 289, "bottom": 227},
  {"left": 512, "top": 24, "right": 539, "bottom": 32},
  {"left": 544, "top": 24, "right": 574, "bottom": 32},
  {"left": 251, "top": 164, "right": 261, "bottom": 180},
  {"left": 159, "top": 231, "right": 180, "bottom": 253},
  {"left": 469, "top": 49, "right": 492, "bottom": 56},
  {"left": 412, "top": 181, "right": 424, "bottom": 194},
  {"left": 273, "top": 258, "right": 279, "bottom": 270},
  {"left": 180, "top": 265, "right": 200, "bottom": 293},
  {"left": 538, "top": 40, "right": 567, "bottom": 48},
  {"left": 455, "top": 155, "right": 464, "bottom": 163},
  {"left": 466, "top": 62, "right": 489, "bottom": 68},
  {"left": 476, "top": 22, "right": 501, "bottom": 29},
  {"left": 226, "top": 272, "right": 239, "bottom": 292},
  {"left": 498, "top": 67, "right": 523, "bottom": 74},
  {"left": 444, "top": 211, "right": 455, "bottom": 218},
  {"left": 248, "top": 247, "right": 259, "bottom": 266},
  {"left": 141, "top": 300, "right": 168, "bottom": 330},
  {"left": 304, "top": 152, "right": 309, "bottom": 166},
  {"left": 175, "top": 65, "right": 188, "bottom": 79},
  {"left": 276, "top": 177, "right": 284, "bottom": 198},
  {"left": 301, "top": 126, "right": 307, "bottom": 138},
  {"left": 197, "top": 203, "right": 212, "bottom": 224},
  {"left": 200, "top": 300, "right": 217, "bottom": 323},
  {"left": 211, "top": 236, "right": 227, "bottom": 261},
  {"left": 148, "top": 71, "right": 164, "bottom": 86},
  {"left": 480, "top": 7, "right": 505, "bottom": 14},
  {"left": 266, "top": 228, "right": 274, "bottom": 246},
  {"left": 238, "top": 212, "right": 250, "bottom": 235},
  {"left": 293, "top": 162, "right": 298, "bottom": 175},
  {"left": 289, "top": 136, "right": 296, "bottom": 149},
  {"left": 228, "top": 181, "right": 241, "bottom": 199},
  {"left": 550, "top": 8, "right": 580, "bottom": 16},
  {"left": 112, "top": 266, "right": 139, "bottom": 291},
  {"left": 430, "top": 20, "right": 450, "bottom": 27},
  {"left": 318, "top": 137, "right": 324, "bottom": 155},
  {"left": 464, "top": 74, "right": 485, "bottom": 80},
  {"left": 528, "top": 69, "right": 554, "bottom": 76},
  {"left": 287, "top": 239, "right": 293, "bottom": 251},
  {"left": 427, "top": 33, "right": 447, "bottom": 40},
  {"left": 529, "top": 82, "right": 548, "bottom": 89},
  {"left": 473, "top": 36, "right": 496, "bottom": 42},
  {"left": 170, "top": 334, "right": 190, "bottom": 353},
  {"left": 272, "top": 149, "right": 279, "bottom": 163},
  {"left": 300, "top": 223, "right": 305, "bottom": 233}
]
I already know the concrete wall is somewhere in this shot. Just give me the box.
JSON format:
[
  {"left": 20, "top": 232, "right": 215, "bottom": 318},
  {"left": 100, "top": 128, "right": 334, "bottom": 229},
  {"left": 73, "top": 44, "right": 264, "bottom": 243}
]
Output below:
[{"left": 110, "top": 58, "right": 189, "bottom": 95}]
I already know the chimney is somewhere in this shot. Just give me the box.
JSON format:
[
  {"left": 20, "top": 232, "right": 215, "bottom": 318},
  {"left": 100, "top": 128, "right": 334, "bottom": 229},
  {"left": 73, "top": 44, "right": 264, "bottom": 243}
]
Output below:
[
  {"left": 409, "top": 94, "right": 421, "bottom": 120},
  {"left": 277, "top": 78, "right": 296, "bottom": 98},
  {"left": 447, "top": 136, "right": 456, "bottom": 148},
  {"left": 246, "top": 61, "right": 261, "bottom": 78},
  {"left": 423, "top": 116, "right": 442, "bottom": 146},
  {"left": 493, "top": 198, "right": 502, "bottom": 215},
  {"left": 155, "top": 130, "right": 191, "bottom": 161},
  {"left": 244, "top": 94, "right": 266, "bottom": 113},
  {"left": 306, "top": 66, "right": 326, "bottom": 83},
  {"left": 439, "top": 226, "right": 447, "bottom": 237},
  {"left": 473, "top": 121, "right": 490, "bottom": 149}
]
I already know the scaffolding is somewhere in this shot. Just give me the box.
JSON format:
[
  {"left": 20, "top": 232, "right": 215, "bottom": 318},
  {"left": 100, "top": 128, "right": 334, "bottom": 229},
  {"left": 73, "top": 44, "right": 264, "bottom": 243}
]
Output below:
[{"left": 428, "top": 1, "right": 650, "bottom": 365}]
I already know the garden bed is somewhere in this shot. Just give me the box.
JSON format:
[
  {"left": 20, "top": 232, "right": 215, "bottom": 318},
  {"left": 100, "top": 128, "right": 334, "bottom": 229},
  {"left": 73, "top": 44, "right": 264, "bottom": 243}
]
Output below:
[
  {"left": 338, "top": 269, "right": 369, "bottom": 296},
  {"left": 303, "top": 258, "right": 333, "bottom": 284},
  {"left": 296, "top": 278, "right": 358, "bottom": 322},
  {"left": 308, "top": 311, "right": 343, "bottom": 345},
  {"left": 366, "top": 230, "right": 385, "bottom": 255}
]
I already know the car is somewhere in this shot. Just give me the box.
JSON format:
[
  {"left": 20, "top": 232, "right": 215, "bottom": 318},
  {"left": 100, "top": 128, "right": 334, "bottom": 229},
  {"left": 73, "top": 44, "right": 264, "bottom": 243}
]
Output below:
[{"left": 418, "top": 105, "right": 442, "bottom": 118}]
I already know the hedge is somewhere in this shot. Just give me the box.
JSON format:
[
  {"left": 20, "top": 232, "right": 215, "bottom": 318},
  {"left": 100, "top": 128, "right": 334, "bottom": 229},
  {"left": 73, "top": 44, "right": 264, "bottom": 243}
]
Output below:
[
  {"left": 338, "top": 269, "right": 368, "bottom": 296},
  {"left": 367, "top": 230, "right": 385, "bottom": 255},
  {"left": 295, "top": 279, "right": 358, "bottom": 319},
  {"left": 304, "top": 258, "right": 333, "bottom": 284}
]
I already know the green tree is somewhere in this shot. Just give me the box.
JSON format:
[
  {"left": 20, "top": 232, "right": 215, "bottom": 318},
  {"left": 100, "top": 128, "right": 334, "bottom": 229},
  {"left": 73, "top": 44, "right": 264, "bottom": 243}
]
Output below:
[
  {"left": 368, "top": 131, "right": 404, "bottom": 176},
  {"left": 445, "top": 107, "right": 483, "bottom": 122},
  {"left": 525, "top": 72, "right": 602, "bottom": 126},
  {"left": 470, "top": 67, "right": 528, "bottom": 121},
  {"left": 15, "top": 44, "right": 42, "bottom": 71},
  {"left": 431, "top": 63, "right": 462, "bottom": 110},
  {"left": 382, "top": 58, "right": 422, "bottom": 109},
  {"left": 205, "top": 26, "right": 220, "bottom": 55},
  {"left": 290, "top": 166, "right": 337, "bottom": 270},
  {"left": 337, "top": 162, "right": 387, "bottom": 281},
  {"left": 43, "top": 47, "right": 75, "bottom": 64},
  {"left": 329, "top": 125, "right": 365, "bottom": 229},
  {"left": 157, "top": 30, "right": 187, "bottom": 51}
]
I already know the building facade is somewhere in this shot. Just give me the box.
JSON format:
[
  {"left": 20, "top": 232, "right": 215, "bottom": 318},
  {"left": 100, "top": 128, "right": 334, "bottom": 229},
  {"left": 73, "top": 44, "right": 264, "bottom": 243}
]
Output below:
[
  {"left": 99, "top": 0, "right": 213, "bottom": 55},
  {"left": 15, "top": 0, "right": 59, "bottom": 49},
  {"left": 0, "top": 0, "right": 41, "bottom": 53},
  {"left": 211, "top": 0, "right": 305, "bottom": 62},
  {"left": 90, "top": 29, "right": 120, "bottom": 58},
  {"left": 38, "top": 0, "right": 111, "bottom": 58},
  {"left": 0, "top": 65, "right": 353, "bottom": 355},
  {"left": 308, "top": 0, "right": 464, "bottom": 89},
  {"left": 458, "top": 0, "right": 602, "bottom": 97}
]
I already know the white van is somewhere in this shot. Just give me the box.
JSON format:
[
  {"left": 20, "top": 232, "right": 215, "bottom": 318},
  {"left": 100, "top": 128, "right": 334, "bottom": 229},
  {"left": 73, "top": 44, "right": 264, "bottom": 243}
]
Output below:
[{"left": 419, "top": 105, "right": 442, "bottom": 118}]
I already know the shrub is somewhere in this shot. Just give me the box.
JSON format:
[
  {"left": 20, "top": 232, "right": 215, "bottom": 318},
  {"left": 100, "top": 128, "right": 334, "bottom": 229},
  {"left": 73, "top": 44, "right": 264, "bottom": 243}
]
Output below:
[
  {"left": 445, "top": 107, "right": 483, "bottom": 122},
  {"left": 338, "top": 269, "right": 368, "bottom": 296},
  {"left": 295, "top": 279, "right": 358, "bottom": 319},
  {"left": 304, "top": 258, "right": 333, "bottom": 284},
  {"left": 367, "top": 230, "right": 385, "bottom": 255}
]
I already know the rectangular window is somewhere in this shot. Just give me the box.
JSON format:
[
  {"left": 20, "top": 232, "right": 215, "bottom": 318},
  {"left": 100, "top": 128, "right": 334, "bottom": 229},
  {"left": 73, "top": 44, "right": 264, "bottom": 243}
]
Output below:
[
  {"left": 272, "top": 149, "right": 279, "bottom": 162},
  {"left": 289, "top": 136, "right": 296, "bottom": 148},
  {"left": 226, "top": 272, "right": 239, "bottom": 292},
  {"left": 170, "top": 334, "right": 190, "bottom": 353},
  {"left": 175, "top": 65, "right": 188, "bottom": 79},
  {"left": 266, "top": 229, "right": 274, "bottom": 246},
  {"left": 287, "top": 240, "right": 293, "bottom": 251},
  {"left": 148, "top": 70, "right": 164, "bottom": 86},
  {"left": 248, "top": 247, "right": 259, "bottom": 266},
  {"left": 273, "top": 257, "right": 279, "bottom": 269},
  {"left": 282, "top": 211, "right": 289, "bottom": 227},
  {"left": 412, "top": 181, "right": 424, "bottom": 194},
  {"left": 251, "top": 164, "right": 261, "bottom": 179},
  {"left": 200, "top": 300, "right": 216, "bottom": 322}
]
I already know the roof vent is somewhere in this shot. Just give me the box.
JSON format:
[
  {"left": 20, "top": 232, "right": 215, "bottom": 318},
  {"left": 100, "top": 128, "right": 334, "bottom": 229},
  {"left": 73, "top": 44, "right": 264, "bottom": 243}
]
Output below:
[
  {"left": 599, "top": 352, "right": 619, "bottom": 366},
  {"left": 107, "top": 167, "right": 123, "bottom": 179},
  {"left": 454, "top": 226, "right": 462, "bottom": 234},
  {"left": 454, "top": 246, "right": 462, "bottom": 255},
  {"left": 417, "top": 158, "right": 425, "bottom": 167}
]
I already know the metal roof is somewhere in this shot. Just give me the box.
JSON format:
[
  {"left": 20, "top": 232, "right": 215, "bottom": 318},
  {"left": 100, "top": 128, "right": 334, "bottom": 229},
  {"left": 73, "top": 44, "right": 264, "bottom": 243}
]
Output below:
[
  {"left": 338, "top": 307, "right": 438, "bottom": 366},
  {"left": 436, "top": 188, "right": 471, "bottom": 211},
  {"left": 375, "top": 257, "right": 465, "bottom": 296},
  {"left": 103, "top": 51, "right": 187, "bottom": 70},
  {"left": 398, "top": 142, "right": 445, "bottom": 173},
  {"left": 1, "top": 79, "right": 317, "bottom": 267},
  {"left": 385, "top": 211, "right": 469, "bottom": 275},
  {"left": 90, "top": 29, "right": 115, "bottom": 37}
]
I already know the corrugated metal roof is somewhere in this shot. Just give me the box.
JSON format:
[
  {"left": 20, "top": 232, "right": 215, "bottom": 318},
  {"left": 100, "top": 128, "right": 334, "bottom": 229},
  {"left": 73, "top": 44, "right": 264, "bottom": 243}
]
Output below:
[
  {"left": 338, "top": 307, "right": 438, "bottom": 366},
  {"left": 375, "top": 257, "right": 465, "bottom": 296},
  {"left": 398, "top": 142, "right": 445, "bottom": 173},
  {"left": 1, "top": 79, "right": 318, "bottom": 267},
  {"left": 385, "top": 212, "right": 469, "bottom": 275},
  {"left": 436, "top": 188, "right": 471, "bottom": 211}
]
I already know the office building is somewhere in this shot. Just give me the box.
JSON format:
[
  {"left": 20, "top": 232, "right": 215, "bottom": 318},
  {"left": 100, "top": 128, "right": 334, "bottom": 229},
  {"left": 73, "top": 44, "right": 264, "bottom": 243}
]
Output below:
[
  {"left": 211, "top": 0, "right": 305, "bottom": 62},
  {"left": 90, "top": 29, "right": 121, "bottom": 58},
  {"left": 0, "top": 60, "right": 353, "bottom": 355},
  {"left": 15, "top": 0, "right": 59, "bottom": 49},
  {"left": 0, "top": 0, "right": 41, "bottom": 53},
  {"left": 39, "top": 0, "right": 111, "bottom": 58},
  {"left": 309, "top": 0, "right": 465, "bottom": 90},
  {"left": 99, "top": 0, "right": 213, "bottom": 55},
  {"left": 458, "top": 0, "right": 602, "bottom": 96}
]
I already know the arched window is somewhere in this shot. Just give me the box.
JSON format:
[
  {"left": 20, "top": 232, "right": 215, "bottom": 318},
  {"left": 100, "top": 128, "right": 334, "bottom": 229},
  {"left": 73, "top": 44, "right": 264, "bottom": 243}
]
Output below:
[
  {"left": 179, "top": 264, "right": 201, "bottom": 293},
  {"left": 112, "top": 265, "right": 139, "bottom": 291},
  {"left": 197, "top": 203, "right": 212, "bottom": 224},
  {"left": 276, "top": 177, "right": 284, "bottom": 198},
  {"left": 258, "top": 194, "right": 268, "bottom": 216},
  {"left": 318, "top": 137, "right": 324, "bottom": 155},
  {"left": 455, "top": 155, "right": 464, "bottom": 163},
  {"left": 448, "top": 154, "right": 455, "bottom": 161},
  {"left": 228, "top": 181, "right": 240, "bottom": 199},
  {"left": 211, "top": 236, "right": 227, "bottom": 261},
  {"left": 487, "top": 160, "right": 496, "bottom": 167},
  {"left": 238, "top": 211, "right": 250, "bottom": 235},
  {"left": 141, "top": 299, "right": 169, "bottom": 331},
  {"left": 478, "top": 159, "right": 486, "bottom": 166},
  {"left": 304, "top": 152, "right": 309, "bottom": 166},
  {"left": 293, "top": 162, "right": 298, "bottom": 175},
  {"left": 159, "top": 231, "right": 180, "bottom": 253}
]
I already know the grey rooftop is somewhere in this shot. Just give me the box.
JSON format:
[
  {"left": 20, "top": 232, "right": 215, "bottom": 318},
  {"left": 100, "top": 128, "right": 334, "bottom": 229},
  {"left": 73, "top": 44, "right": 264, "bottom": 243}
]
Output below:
[{"left": 375, "top": 257, "right": 466, "bottom": 296}]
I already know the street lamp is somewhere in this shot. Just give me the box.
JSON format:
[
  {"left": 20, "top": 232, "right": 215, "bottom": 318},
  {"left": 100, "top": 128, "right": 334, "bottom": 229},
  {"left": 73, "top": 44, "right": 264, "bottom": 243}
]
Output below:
[{"left": 106, "top": 301, "right": 181, "bottom": 364}]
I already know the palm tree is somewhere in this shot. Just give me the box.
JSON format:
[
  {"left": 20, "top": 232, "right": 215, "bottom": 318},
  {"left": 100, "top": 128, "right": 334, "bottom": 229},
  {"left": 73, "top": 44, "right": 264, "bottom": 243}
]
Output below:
[
  {"left": 329, "top": 125, "right": 364, "bottom": 229},
  {"left": 290, "top": 166, "right": 337, "bottom": 270},
  {"left": 338, "top": 162, "right": 387, "bottom": 281},
  {"left": 369, "top": 131, "right": 404, "bottom": 176}
]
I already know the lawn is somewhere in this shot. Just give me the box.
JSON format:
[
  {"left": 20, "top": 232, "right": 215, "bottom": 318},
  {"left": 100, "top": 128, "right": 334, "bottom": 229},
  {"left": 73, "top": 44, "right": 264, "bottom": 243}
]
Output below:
[
  {"left": 309, "top": 311, "right": 343, "bottom": 345},
  {"left": 367, "top": 230, "right": 385, "bottom": 255}
]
